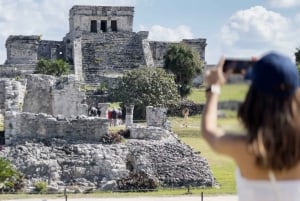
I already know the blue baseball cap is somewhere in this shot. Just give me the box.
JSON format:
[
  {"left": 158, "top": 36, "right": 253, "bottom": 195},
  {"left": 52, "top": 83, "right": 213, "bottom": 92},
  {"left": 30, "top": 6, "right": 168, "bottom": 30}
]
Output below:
[{"left": 251, "top": 51, "right": 299, "bottom": 97}]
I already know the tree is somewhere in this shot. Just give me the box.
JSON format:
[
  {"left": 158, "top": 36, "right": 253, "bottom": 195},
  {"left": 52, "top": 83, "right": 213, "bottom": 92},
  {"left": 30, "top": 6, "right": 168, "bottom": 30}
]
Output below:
[
  {"left": 164, "top": 44, "right": 203, "bottom": 98},
  {"left": 110, "top": 67, "right": 180, "bottom": 119},
  {"left": 35, "top": 59, "right": 69, "bottom": 76},
  {"left": 295, "top": 47, "right": 300, "bottom": 65}
]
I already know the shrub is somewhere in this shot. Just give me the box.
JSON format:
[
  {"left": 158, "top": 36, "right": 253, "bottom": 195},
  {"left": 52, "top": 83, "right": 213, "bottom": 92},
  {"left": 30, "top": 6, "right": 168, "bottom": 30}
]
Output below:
[
  {"left": 35, "top": 59, "right": 69, "bottom": 76},
  {"left": 100, "top": 131, "right": 123, "bottom": 144},
  {"left": 34, "top": 181, "right": 47, "bottom": 194},
  {"left": 0, "top": 157, "right": 24, "bottom": 193},
  {"left": 110, "top": 67, "right": 180, "bottom": 119}
]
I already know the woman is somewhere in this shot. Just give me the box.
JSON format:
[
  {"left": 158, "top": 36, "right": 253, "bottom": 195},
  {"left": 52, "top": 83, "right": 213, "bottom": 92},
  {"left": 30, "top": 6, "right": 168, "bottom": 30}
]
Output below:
[{"left": 201, "top": 52, "right": 300, "bottom": 201}]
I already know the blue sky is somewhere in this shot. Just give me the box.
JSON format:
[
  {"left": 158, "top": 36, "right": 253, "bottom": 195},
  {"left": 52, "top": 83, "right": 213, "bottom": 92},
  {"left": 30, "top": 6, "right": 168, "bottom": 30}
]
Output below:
[{"left": 0, "top": 0, "right": 300, "bottom": 64}]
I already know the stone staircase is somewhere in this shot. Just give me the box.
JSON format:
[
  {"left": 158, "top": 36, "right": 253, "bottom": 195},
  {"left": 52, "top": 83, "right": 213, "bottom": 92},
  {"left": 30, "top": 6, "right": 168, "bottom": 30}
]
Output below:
[{"left": 81, "top": 32, "right": 147, "bottom": 83}]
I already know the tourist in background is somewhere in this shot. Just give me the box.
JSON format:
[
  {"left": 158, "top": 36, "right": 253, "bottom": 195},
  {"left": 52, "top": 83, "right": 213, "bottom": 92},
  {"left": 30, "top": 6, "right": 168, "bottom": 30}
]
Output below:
[
  {"left": 108, "top": 109, "right": 112, "bottom": 126},
  {"left": 182, "top": 108, "right": 189, "bottom": 128},
  {"left": 201, "top": 51, "right": 300, "bottom": 200},
  {"left": 117, "top": 108, "right": 123, "bottom": 125},
  {"left": 111, "top": 108, "right": 117, "bottom": 126}
]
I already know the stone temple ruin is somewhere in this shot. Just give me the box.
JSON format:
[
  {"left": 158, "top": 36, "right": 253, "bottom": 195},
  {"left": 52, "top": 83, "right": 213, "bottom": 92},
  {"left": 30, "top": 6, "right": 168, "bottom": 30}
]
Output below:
[
  {"left": 0, "top": 5, "right": 215, "bottom": 193},
  {"left": 1, "top": 5, "right": 206, "bottom": 83}
]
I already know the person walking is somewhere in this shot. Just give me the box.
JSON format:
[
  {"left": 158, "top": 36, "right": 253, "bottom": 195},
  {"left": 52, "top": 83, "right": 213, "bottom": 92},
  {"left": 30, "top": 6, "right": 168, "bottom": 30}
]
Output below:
[
  {"left": 111, "top": 108, "right": 117, "bottom": 126},
  {"left": 201, "top": 51, "right": 300, "bottom": 201},
  {"left": 182, "top": 108, "right": 189, "bottom": 128}
]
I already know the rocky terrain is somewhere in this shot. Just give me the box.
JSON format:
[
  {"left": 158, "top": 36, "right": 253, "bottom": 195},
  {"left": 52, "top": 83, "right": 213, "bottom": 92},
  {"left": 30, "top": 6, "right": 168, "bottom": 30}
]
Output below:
[{"left": 0, "top": 128, "right": 215, "bottom": 193}]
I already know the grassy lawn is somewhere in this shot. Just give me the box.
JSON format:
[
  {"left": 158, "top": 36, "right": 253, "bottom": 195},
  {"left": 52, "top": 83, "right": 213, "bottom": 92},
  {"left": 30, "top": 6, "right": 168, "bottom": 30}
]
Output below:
[
  {"left": 188, "top": 83, "right": 249, "bottom": 103},
  {"left": 170, "top": 114, "right": 244, "bottom": 195},
  {"left": 166, "top": 83, "right": 248, "bottom": 194}
]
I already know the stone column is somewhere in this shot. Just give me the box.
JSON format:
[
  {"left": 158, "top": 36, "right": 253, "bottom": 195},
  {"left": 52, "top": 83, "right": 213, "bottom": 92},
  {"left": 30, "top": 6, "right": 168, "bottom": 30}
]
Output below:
[
  {"left": 146, "top": 106, "right": 167, "bottom": 128},
  {"left": 98, "top": 103, "right": 110, "bottom": 118},
  {"left": 125, "top": 104, "right": 134, "bottom": 128}
]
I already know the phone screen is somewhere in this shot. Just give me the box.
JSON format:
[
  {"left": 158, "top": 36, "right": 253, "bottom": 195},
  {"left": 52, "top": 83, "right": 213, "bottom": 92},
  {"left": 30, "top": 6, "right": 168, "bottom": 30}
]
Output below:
[{"left": 223, "top": 59, "right": 255, "bottom": 74}]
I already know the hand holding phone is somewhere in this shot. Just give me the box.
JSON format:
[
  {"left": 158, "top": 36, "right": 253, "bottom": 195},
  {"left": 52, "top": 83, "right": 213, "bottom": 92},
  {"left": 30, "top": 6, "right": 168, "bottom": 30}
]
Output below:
[{"left": 223, "top": 58, "right": 256, "bottom": 74}]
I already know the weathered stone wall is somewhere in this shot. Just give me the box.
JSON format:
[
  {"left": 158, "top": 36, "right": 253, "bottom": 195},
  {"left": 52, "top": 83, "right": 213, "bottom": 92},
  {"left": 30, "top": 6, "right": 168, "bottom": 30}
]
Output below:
[
  {"left": 182, "top": 39, "right": 207, "bottom": 62},
  {"left": 139, "top": 31, "right": 154, "bottom": 66},
  {"left": 5, "top": 35, "right": 40, "bottom": 65},
  {"left": 22, "top": 74, "right": 88, "bottom": 117},
  {"left": 130, "top": 126, "right": 171, "bottom": 140},
  {"left": 22, "top": 74, "right": 55, "bottom": 114},
  {"left": 149, "top": 39, "right": 206, "bottom": 67},
  {"left": 4, "top": 111, "right": 109, "bottom": 145},
  {"left": 1, "top": 131, "right": 215, "bottom": 192},
  {"left": 0, "top": 81, "right": 5, "bottom": 111},
  {"left": 73, "top": 37, "right": 83, "bottom": 80},
  {"left": 149, "top": 41, "right": 175, "bottom": 67},
  {"left": 0, "top": 78, "right": 26, "bottom": 115},
  {"left": 69, "top": 6, "right": 134, "bottom": 33},
  {"left": 38, "top": 40, "right": 64, "bottom": 60},
  {"left": 86, "top": 94, "right": 109, "bottom": 108},
  {"left": 4, "top": 79, "right": 26, "bottom": 113},
  {"left": 81, "top": 32, "right": 147, "bottom": 83},
  {"left": 52, "top": 76, "right": 88, "bottom": 117},
  {"left": 146, "top": 106, "right": 168, "bottom": 128},
  {"left": 0, "top": 64, "right": 36, "bottom": 78}
]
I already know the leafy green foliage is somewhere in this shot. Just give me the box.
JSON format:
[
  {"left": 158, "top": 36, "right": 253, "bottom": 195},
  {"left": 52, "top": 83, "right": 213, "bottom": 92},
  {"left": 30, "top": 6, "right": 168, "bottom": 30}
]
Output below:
[
  {"left": 0, "top": 157, "right": 24, "bottom": 193},
  {"left": 34, "top": 181, "right": 47, "bottom": 194},
  {"left": 295, "top": 47, "right": 300, "bottom": 64},
  {"left": 164, "top": 44, "right": 203, "bottom": 97},
  {"left": 35, "top": 59, "right": 69, "bottom": 76},
  {"left": 110, "top": 67, "right": 180, "bottom": 119}
]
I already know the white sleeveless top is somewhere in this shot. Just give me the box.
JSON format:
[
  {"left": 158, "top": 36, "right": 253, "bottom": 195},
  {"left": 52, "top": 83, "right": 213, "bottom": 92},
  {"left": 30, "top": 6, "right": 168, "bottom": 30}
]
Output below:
[{"left": 235, "top": 168, "right": 300, "bottom": 201}]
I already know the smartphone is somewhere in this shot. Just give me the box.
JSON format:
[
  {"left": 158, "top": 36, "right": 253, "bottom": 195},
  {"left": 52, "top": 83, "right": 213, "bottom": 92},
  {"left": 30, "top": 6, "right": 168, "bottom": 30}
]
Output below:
[{"left": 223, "top": 58, "right": 256, "bottom": 74}]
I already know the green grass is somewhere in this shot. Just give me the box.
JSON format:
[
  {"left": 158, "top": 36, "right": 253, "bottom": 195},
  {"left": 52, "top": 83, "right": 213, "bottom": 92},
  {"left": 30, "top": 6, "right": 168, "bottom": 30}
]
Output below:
[
  {"left": 188, "top": 83, "right": 249, "bottom": 103},
  {"left": 170, "top": 114, "right": 243, "bottom": 195}
]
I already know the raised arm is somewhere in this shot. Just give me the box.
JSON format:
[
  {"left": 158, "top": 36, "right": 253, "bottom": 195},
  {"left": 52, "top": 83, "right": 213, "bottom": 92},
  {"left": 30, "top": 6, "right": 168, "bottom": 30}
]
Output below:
[{"left": 201, "top": 58, "right": 246, "bottom": 156}]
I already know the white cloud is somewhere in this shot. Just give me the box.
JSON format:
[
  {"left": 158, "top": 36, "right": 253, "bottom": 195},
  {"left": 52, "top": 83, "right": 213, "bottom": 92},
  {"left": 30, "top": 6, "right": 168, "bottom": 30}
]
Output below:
[
  {"left": 295, "top": 13, "right": 300, "bottom": 24},
  {"left": 219, "top": 6, "right": 300, "bottom": 61},
  {"left": 141, "top": 25, "right": 194, "bottom": 42},
  {"left": 0, "top": 0, "right": 137, "bottom": 64},
  {"left": 266, "top": 0, "right": 300, "bottom": 8}
]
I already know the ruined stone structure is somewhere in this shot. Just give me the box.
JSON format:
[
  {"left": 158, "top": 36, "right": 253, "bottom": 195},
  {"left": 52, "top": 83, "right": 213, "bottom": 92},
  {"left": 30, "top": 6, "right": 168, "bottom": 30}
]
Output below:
[
  {"left": 146, "top": 106, "right": 168, "bottom": 128},
  {"left": 1, "top": 106, "right": 215, "bottom": 193},
  {"left": 0, "top": 5, "right": 214, "bottom": 193},
  {"left": 5, "top": 112, "right": 108, "bottom": 145},
  {"left": 22, "top": 74, "right": 87, "bottom": 117},
  {"left": 0, "top": 74, "right": 88, "bottom": 118},
  {"left": 0, "top": 5, "right": 206, "bottom": 84}
]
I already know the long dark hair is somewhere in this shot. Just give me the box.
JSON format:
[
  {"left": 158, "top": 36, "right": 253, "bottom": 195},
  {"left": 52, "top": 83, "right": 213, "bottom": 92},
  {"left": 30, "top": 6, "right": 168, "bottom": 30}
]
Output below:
[{"left": 238, "top": 86, "right": 300, "bottom": 171}]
